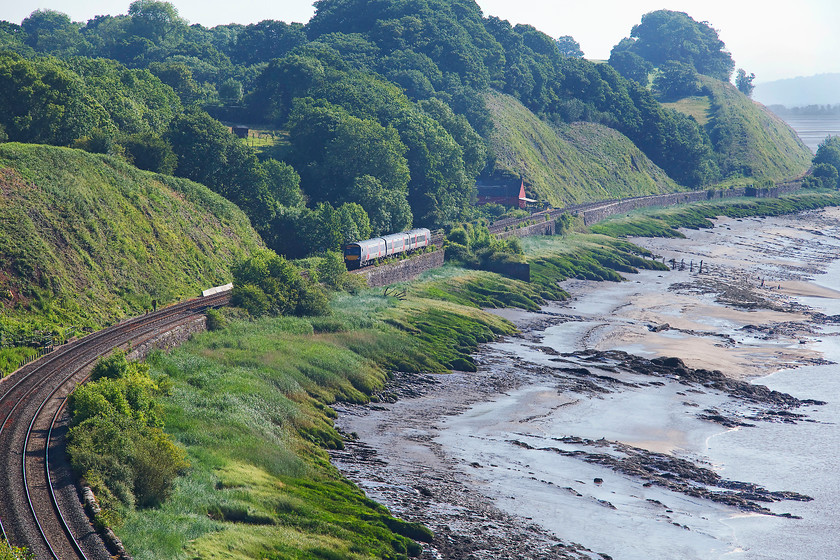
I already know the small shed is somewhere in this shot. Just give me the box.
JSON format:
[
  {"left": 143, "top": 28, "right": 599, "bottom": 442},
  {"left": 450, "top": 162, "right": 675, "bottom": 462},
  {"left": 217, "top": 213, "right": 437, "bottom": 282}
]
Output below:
[
  {"left": 231, "top": 125, "right": 249, "bottom": 139},
  {"left": 476, "top": 179, "right": 535, "bottom": 209}
]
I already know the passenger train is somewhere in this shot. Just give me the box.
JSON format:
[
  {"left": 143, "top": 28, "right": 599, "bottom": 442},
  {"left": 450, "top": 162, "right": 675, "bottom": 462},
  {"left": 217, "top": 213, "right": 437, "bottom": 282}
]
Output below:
[{"left": 344, "top": 228, "right": 431, "bottom": 269}]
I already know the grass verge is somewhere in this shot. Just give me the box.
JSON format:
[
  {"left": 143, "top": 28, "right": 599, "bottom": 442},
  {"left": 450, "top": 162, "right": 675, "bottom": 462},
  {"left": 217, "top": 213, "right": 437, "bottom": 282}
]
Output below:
[{"left": 589, "top": 192, "right": 840, "bottom": 238}]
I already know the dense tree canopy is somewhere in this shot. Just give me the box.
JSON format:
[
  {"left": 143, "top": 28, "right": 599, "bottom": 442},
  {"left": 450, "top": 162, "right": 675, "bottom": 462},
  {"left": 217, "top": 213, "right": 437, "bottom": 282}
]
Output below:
[
  {"left": 0, "top": 53, "right": 113, "bottom": 145},
  {"left": 608, "top": 50, "right": 652, "bottom": 84},
  {"left": 0, "top": 0, "right": 792, "bottom": 259},
  {"left": 555, "top": 35, "right": 583, "bottom": 58},
  {"left": 613, "top": 10, "right": 734, "bottom": 81},
  {"left": 653, "top": 60, "right": 701, "bottom": 101}
]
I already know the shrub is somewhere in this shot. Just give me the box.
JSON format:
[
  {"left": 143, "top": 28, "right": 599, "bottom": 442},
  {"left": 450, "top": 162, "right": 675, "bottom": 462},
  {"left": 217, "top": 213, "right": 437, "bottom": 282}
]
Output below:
[
  {"left": 232, "top": 249, "right": 332, "bottom": 317},
  {"left": 204, "top": 308, "right": 227, "bottom": 331},
  {"left": 231, "top": 283, "right": 271, "bottom": 317},
  {"left": 810, "top": 163, "right": 839, "bottom": 189},
  {"left": 67, "top": 353, "right": 188, "bottom": 512},
  {"left": 447, "top": 227, "right": 469, "bottom": 247},
  {"left": 316, "top": 251, "right": 351, "bottom": 291},
  {"left": 296, "top": 283, "right": 331, "bottom": 317}
]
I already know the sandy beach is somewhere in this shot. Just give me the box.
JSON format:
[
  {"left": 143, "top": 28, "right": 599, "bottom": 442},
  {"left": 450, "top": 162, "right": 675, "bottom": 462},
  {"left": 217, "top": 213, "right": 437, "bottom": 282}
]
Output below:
[{"left": 330, "top": 207, "right": 840, "bottom": 559}]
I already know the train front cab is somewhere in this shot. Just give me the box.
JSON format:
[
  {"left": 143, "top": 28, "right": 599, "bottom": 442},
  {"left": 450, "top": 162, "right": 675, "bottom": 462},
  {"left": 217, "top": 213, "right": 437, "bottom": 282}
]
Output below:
[{"left": 344, "top": 243, "right": 363, "bottom": 269}]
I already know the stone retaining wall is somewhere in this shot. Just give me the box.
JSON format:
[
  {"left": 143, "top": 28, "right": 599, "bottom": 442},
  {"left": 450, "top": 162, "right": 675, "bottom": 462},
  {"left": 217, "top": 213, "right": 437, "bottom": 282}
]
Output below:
[
  {"left": 494, "top": 219, "right": 555, "bottom": 239},
  {"left": 127, "top": 316, "right": 207, "bottom": 361},
  {"left": 352, "top": 248, "right": 446, "bottom": 287},
  {"left": 576, "top": 183, "right": 801, "bottom": 225}
]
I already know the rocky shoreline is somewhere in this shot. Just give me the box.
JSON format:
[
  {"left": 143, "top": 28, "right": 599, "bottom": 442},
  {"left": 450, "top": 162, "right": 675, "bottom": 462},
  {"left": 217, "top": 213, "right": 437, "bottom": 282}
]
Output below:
[{"left": 330, "top": 209, "right": 840, "bottom": 559}]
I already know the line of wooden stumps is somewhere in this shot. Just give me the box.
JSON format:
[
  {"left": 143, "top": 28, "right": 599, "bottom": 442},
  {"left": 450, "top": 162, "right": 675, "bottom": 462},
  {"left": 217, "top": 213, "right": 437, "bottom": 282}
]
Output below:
[{"left": 665, "top": 257, "right": 704, "bottom": 273}]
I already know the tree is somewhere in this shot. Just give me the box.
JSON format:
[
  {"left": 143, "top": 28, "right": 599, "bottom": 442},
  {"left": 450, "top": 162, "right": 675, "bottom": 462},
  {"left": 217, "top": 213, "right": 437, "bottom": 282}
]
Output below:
[
  {"left": 418, "top": 97, "right": 487, "bottom": 179},
  {"left": 608, "top": 50, "right": 653, "bottom": 84},
  {"left": 218, "top": 77, "right": 243, "bottom": 105},
  {"left": 262, "top": 159, "right": 304, "bottom": 208},
  {"left": 653, "top": 60, "right": 701, "bottom": 101},
  {"left": 286, "top": 97, "right": 410, "bottom": 209},
  {"left": 735, "top": 68, "right": 755, "bottom": 97},
  {"left": 352, "top": 175, "right": 412, "bottom": 235},
  {"left": 148, "top": 60, "right": 211, "bottom": 106},
  {"left": 556, "top": 35, "right": 583, "bottom": 58},
  {"left": 246, "top": 54, "right": 328, "bottom": 124},
  {"left": 22, "top": 9, "right": 89, "bottom": 56},
  {"left": 166, "top": 109, "right": 276, "bottom": 230},
  {"left": 335, "top": 202, "right": 372, "bottom": 244},
  {"left": 119, "top": 132, "right": 177, "bottom": 174},
  {"left": 813, "top": 137, "right": 840, "bottom": 188},
  {"left": 229, "top": 20, "right": 307, "bottom": 65},
  {"left": 0, "top": 53, "right": 113, "bottom": 145},
  {"left": 127, "top": 0, "right": 187, "bottom": 44},
  {"left": 0, "top": 21, "right": 29, "bottom": 55},
  {"left": 622, "top": 10, "right": 735, "bottom": 81},
  {"left": 231, "top": 249, "right": 328, "bottom": 316},
  {"left": 809, "top": 162, "right": 839, "bottom": 189}
]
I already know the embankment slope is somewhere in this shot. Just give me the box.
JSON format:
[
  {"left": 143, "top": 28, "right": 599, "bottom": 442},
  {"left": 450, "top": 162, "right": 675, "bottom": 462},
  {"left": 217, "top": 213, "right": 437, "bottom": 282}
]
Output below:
[
  {"left": 484, "top": 90, "right": 682, "bottom": 207},
  {"left": 690, "top": 77, "right": 811, "bottom": 180},
  {"left": 0, "top": 143, "right": 264, "bottom": 329}
]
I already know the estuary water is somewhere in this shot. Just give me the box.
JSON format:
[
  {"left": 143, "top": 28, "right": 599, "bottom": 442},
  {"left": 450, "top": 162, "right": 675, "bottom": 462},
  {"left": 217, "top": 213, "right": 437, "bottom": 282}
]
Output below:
[
  {"left": 775, "top": 113, "right": 840, "bottom": 153},
  {"left": 434, "top": 210, "right": 840, "bottom": 559}
]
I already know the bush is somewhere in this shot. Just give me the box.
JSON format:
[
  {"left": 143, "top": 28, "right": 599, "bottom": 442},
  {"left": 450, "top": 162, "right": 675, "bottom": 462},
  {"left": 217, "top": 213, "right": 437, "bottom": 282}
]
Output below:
[
  {"left": 447, "top": 227, "right": 469, "bottom": 247},
  {"left": 231, "top": 283, "right": 271, "bottom": 317},
  {"left": 296, "top": 283, "right": 331, "bottom": 317},
  {"left": 204, "top": 308, "right": 227, "bottom": 331},
  {"left": 233, "top": 249, "right": 332, "bottom": 317},
  {"left": 316, "top": 251, "right": 351, "bottom": 291},
  {"left": 67, "top": 353, "right": 188, "bottom": 512},
  {"left": 810, "top": 163, "right": 839, "bottom": 189}
]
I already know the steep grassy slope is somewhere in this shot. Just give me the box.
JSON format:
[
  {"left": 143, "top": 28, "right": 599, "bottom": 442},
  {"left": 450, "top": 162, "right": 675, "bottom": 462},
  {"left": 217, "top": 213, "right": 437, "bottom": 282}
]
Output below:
[
  {"left": 679, "top": 77, "right": 812, "bottom": 180},
  {"left": 484, "top": 91, "right": 682, "bottom": 207},
  {"left": 0, "top": 143, "right": 263, "bottom": 344}
]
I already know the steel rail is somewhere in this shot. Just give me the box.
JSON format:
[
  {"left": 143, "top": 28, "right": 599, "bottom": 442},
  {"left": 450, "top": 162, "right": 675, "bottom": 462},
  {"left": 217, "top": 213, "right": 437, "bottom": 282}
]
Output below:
[{"left": 0, "top": 291, "right": 229, "bottom": 557}]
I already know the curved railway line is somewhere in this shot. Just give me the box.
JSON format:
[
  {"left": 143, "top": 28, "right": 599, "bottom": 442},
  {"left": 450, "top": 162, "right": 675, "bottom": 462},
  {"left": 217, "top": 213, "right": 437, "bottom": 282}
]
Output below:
[{"left": 0, "top": 292, "right": 229, "bottom": 559}]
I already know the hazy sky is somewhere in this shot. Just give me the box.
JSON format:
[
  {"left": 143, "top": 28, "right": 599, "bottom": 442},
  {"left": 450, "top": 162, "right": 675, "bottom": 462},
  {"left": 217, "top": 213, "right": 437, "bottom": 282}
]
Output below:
[{"left": 3, "top": 0, "right": 838, "bottom": 83}]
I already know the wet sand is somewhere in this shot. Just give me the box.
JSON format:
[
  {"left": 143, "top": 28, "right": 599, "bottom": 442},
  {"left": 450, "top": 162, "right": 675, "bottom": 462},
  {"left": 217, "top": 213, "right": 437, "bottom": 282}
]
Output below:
[{"left": 330, "top": 207, "right": 840, "bottom": 559}]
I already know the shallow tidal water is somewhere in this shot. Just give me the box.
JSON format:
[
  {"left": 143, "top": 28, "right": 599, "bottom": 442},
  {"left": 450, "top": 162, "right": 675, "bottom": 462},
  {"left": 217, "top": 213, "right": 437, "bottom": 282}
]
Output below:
[
  {"left": 436, "top": 212, "right": 840, "bottom": 559},
  {"left": 777, "top": 113, "right": 840, "bottom": 153}
]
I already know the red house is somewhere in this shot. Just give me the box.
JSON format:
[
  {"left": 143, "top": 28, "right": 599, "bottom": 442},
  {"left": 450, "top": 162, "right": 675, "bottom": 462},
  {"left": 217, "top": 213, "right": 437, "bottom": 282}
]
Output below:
[{"left": 476, "top": 179, "right": 535, "bottom": 209}]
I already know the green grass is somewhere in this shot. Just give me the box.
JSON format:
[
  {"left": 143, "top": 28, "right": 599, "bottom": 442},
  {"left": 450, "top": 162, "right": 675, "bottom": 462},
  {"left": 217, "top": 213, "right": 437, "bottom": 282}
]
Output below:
[
  {"left": 590, "top": 192, "right": 840, "bottom": 238},
  {"left": 484, "top": 90, "right": 682, "bottom": 207},
  {"left": 699, "top": 76, "right": 812, "bottom": 181},
  {"left": 0, "top": 143, "right": 264, "bottom": 376},
  {"left": 661, "top": 95, "right": 712, "bottom": 126},
  {"left": 118, "top": 313, "right": 434, "bottom": 559},
  {"left": 522, "top": 233, "right": 669, "bottom": 287}
]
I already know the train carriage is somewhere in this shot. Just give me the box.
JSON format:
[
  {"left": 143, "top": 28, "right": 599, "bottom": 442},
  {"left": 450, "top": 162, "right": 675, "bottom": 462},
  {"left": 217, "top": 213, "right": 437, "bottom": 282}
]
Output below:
[{"left": 345, "top": 228, "right": 431, "bottom": 269}]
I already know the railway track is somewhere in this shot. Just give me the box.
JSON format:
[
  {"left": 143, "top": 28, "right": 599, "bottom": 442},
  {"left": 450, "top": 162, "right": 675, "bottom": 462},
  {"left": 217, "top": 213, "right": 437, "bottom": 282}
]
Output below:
[{"left": 0, "top": 293, "right": 229, "bottom": 559}]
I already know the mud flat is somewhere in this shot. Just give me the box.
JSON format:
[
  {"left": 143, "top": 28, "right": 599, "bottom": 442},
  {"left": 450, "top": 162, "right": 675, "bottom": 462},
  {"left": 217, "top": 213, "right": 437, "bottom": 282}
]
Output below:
[{"left": 330, "top": 207, "right": 840, "bottom": 560}]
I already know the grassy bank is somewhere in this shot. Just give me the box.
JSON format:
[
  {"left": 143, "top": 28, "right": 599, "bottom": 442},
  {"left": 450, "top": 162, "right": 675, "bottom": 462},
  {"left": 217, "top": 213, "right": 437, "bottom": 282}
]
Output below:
[
  {"left": 0, "top": 143, "right": 263, "bottom": 376},
  {"left": 484, "top": 90, "right": 681, "bottom": 207},
  {"left": 115, "top": 301, "right": 514, "bottom": 559},
  {"left": 589, "top": 192, "right": 840, "bottom": 238}
]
